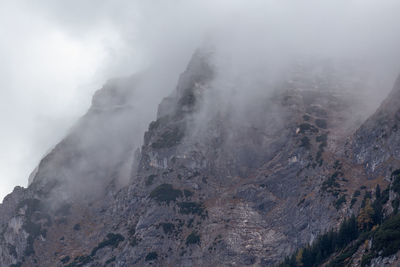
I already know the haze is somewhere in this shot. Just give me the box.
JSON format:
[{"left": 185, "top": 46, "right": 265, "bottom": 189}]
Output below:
[{"left": 1, "top": 0, "right": 400, "bottom": 202}]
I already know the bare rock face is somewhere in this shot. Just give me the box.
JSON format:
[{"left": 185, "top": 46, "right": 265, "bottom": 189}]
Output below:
[
  {"left": 351, "top": 75, "right": 400, "bottom": 178},
  {"left": 0, "top": 75, "right": 146, "bottom": 266},
  {"left": 1, "top": 51, "right": 399, "bottom": 267}
]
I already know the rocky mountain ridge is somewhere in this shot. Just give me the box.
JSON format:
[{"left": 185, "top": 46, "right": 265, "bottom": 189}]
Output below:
[{"left": 1, "top": 52, "right": 399, "bottom": 266}]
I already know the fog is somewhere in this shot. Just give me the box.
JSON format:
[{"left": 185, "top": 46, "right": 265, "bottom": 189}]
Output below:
[{"left": 1, "top": 0, "right": 400, "bottom": 202}]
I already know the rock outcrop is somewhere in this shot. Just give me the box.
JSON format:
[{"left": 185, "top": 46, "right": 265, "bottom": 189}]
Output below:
[{"left": 1, "top": 51, "right": 400, "bottom": 267}]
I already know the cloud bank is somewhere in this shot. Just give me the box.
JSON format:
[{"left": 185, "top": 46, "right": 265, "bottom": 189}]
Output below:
[{"left": 1, "top": 0, "right": 400, "bottom": 201}]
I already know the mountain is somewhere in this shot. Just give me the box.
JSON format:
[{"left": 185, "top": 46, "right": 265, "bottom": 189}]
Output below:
[{"left": 1, "top": 51, "right": 400, "bottom": 267}]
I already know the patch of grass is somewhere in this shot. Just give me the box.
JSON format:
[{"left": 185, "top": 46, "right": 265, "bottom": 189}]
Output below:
[{"left": 150, "top": 184, "right": 183, "bottom": 203}]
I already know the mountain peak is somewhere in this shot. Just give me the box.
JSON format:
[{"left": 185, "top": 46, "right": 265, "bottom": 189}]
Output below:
[{"left": 1, "top": 55, "right": 400, "bottom": 266}]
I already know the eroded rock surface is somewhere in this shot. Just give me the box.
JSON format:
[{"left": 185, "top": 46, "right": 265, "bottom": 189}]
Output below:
[{"left": 1, "top": 51, "right": 400, "bottom": 267}]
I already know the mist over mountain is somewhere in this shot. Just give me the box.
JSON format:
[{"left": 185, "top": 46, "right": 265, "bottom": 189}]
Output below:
[{"left": 2, "top": 1, "right": 400, "bottom": 266}]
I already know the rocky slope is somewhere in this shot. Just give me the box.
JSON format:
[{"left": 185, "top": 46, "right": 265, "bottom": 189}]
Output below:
[{"left": 0, "top": 51, "right": 399, "bottom": 267}]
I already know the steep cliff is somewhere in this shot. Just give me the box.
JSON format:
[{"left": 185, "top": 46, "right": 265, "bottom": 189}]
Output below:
[{"left": 1, "top": 51, "right": 399, "bottom": 267}]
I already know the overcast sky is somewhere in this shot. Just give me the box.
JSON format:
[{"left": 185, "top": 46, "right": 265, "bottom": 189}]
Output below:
[
  {"left": 0, "top": 1, "right": 135, "bottom": 201},
  {"left": 1, "top": 0, "right": 400, "bottom": 202}
]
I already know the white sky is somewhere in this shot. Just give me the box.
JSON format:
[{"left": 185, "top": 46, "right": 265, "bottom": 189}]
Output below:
[{"left": 0, "top": 2, "right": 136, "bottom": 201}]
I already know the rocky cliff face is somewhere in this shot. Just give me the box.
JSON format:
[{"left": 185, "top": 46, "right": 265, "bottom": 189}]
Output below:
[{"left": 1, "top": 51, "right": 399, "bottom": 267}]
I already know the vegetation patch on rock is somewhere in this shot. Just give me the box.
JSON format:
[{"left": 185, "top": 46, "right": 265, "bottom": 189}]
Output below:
[
  {"left": 150, "top": 184, "right": 183, "bottom": 203},
  {"left": 145, "top": 252, "right": 158, "bottom": 261},
  {"left": 186, "top": 232, "right": 201, "bottom": 245},
  {"left": 91, "top": 233, "right": 125, "bottom": 256},
  {"left": 177, "top": 202, "right": 204, "bottom": 216},
  {"left": 151, "top": 126, "right": 184, "bottom": 149}
]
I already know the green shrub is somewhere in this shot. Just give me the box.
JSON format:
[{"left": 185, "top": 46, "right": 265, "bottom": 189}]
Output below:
[
  {"left": 334, "top": 195, "right": 346, "bottom": 210},
  {"left": 160, "top": 223, "right": 175, "bottom": 234},
  {"left": 91, "top": 233, "right": 125, "bottom": 256},
  {"left": 150, "top": 184, "right": 183, "bottom": 203},
  {"left": 316, "top": 134, "right": 328, "bottom": 143},
  {"left": 298, "top": 123, "right": 319, "bottom": 134},
  {"left": 145, "top": 252, "right": 158, "bottom": 261},
  {"left": 392, "top": 199, "right": 399, "bottom": 214},
  {"left": 350, "top": 198, "right": 357, "bottom": 208},
  {"left": 361, "top": 253, "right": 375, "bottom": 267},
  {"left": 300, "top": 136, "right": 311, "bottom": 149},
  {"left": 279, "top": 216, "right": 358, "bottom": 267},
  {"left": 65, "top": 255, "right": 93, "bottom": 267},
  {"left": 372, "top": 214, "right": 400, "bottom": 257},
  {"left": 151, "top": 127, "right": 184, "bottom": 149},
  {"left": 391, "top": 169, "right": 400, "bottom": 194},
  {"left": 60, "top": 256, "right": 70, "bottom": 264},
  {"left": 130, "top": 236, "right": 140, "bottom": 247},
  {"left": 186, "top": 232, "right": 201, "bottom": 245},
  {"left": 183, "top": 189, "right": 193, "bottom": 198},
  {"left": 322, "top": 172, "right": 340, "bottom": 191},
  {"left": 381, "top": 188, "right": 390, "bottom": 204},
  {"left": 145, "top": 175, "right": 157, "bottom": 186},
  {"left": 333, "top": 160, "right": 342, "bottom": 170},
  {"left": 315, "top": 119, "right": 327, "bottom": 129},
  {"left": 178, "top": 202, "right": 204, "bottom": 215}
]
